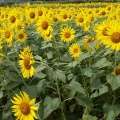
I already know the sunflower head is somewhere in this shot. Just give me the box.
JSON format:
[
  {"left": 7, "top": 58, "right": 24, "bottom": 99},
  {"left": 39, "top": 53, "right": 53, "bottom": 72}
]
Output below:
[
  {"left": 69, "top": 43, "right": 81, "bottom": 59},
  {"left": 11, "top": 91, "right": 38, "bottom": 120},
  {"left": 112, "top": 65, "right": 120, "bottom": 76},
  {"left": 60, "top": 27, "right": 75, "bottom": 42}
]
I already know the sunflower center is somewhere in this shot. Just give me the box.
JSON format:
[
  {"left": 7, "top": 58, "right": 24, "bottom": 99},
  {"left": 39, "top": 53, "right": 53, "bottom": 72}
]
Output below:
[
  {"left": 96, "top": 9, "right": 99, "bottom": 13},
  {"left": 19, "top": 34, "right": 24, "bottom": 39},
  {"left": 54, "top": 18, "right": 58, "bottom": 22},
  {"left": 5, "top": 31, "right": 10, "bottom": 38},
  {"left": 89, "top": 11, "right": 92, "bottom": 14},
  {"left": 25, "top": 22, "right": 28, "bottom": 26},
  {"left": 20, "top": 102, "right": 30, "bottom": 115},
  {"left": 115, "top": 68, "right": 120, "bottom": 75},
  {"left": 42, "top": 21, "right": 48, "bottom": 30},
  {"left": 17, "top": 25, "right": 21, "bottom": 30},
  {"left": 38, "top": 10, "right": 43, "bottom": 16},
  {"left": 64, "top": 32, "right": 71, "bottom": 38},
  {"left": 87, "top": 39, "right": 93, "bottom": 43},
  {"left": 30, "top": 12, "right": 35, "bottom": 19},
  {"left": 79, "top": 17, "right": 84, "bottom": 23},
  {"left": 101, "top": 11, "right": 106, "bottom": 15},
  {"left": 108, "top": 7, "right": 111, "bottom": 10},
  {"left": 10, "top": 16, "right": 16, "bottom": 23},
  {"left": 102, "top": 28, "right": 108, "bottom": 36},
  {"left": 63, "top": 14, "right": 67, "bottom": 19},
  {"left": 1, "top": 15, "right": 4, "bottom": 18},
  {"left": 111, "top": 32, "right": 120, "bottom": 43},
  {"left": 24, "top": 57, "right": 31, "bottom": 70},
  {"left": 74, "top": 48, "right": 78, "bottom": 53}
]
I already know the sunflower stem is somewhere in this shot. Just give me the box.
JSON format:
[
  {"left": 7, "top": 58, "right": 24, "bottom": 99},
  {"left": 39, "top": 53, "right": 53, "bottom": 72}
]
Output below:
[{"left": 39, "top": 61, "right": 66, "bottom": 120}]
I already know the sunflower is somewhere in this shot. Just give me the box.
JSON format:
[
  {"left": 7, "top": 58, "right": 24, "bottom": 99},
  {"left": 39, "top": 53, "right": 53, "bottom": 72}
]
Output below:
[
  {"left": 112, "top": 65, "right": 120, "bottom": 76},
  {"left": 1, "top": 28, "right": 14, "bottom": 45},
  {"left": 11, "top": 91, "right": 38, "bottom": 120},
  {"left": 37, "top": 6, "right": 46, "bottom": 18},
  {"left": 19, "top": 47, "right": 35, "bottom": 79},
  {"left": 69, "top": 43, "right": 81, "bottom": 59},
  {"left": 60, "top": 27, "right": 75, "bottom": 42},
  {"left": 83, "top": 36, "right": 100, "bottom": 50},
  {"left": 60, "top": 24, "right": 68, "bottom": 30},
  {"left": 7, "top": 9, "right": 18, "bottom": 28},
  {"left": 36, "top": 15, "right": 52, "bottom": 36},
  {"left": 58, "top": 9, "right": 71, "bottom": 22},
  {"left": 103, "top": 20, "right": 120, "bottom": 51},
  {"left": 26, "top": 8, "right": 37, "bottom": 24},
  {"left": 75, "top": 12, "right": 87, "bottom": 26},
  {"left": 16, "top": 30, "right": 27, "bottom": 43},
  {"left": 42, "top": 27, "right": 53, "bottom": 40},
  {"left": 95, "top": 19, "right": 110, "bottom": 43}
]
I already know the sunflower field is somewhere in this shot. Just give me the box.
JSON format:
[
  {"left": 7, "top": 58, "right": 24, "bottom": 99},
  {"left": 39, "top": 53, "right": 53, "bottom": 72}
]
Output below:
[{"left": 1, "top": 2, "right": 120, "bottom": 120}]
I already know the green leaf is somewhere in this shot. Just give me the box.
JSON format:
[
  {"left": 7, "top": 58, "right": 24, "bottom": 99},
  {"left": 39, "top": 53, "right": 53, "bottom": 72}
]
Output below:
[
  {"left": 61, "top": 52, "right": 72, "bottom": 62},
  {"left": 22, "top": 85, "right": 38, "bottom": 99},
  {"left": 69, "top": 104, "right": 76, "bottom": 113},
  {"left": 43, "top": 96, "right": 60, "bottom": 119},
  {"left": 66, "top": 81, "right": 86, "bottom": 95},
  {"left": 103, "top": 103, "right": 120, "bottom": 120},
  {"left": 106, "top": 74, "right": 120, "bottom": 90},
  {"left": 92, "top": 58, "right": 112, "bottom": 68},
  {"left": 0, "top": 91, "right": 3, "bottom": 99},
  {"left": 34, "top": 55, "right": 42, "bottom": 60},
  {"left": 55, "top": 70, "right": 66, "bottom": 83},
  {"left": 67, "top": 61, "right": 78, "bottom": 68},
  {"left": 67, "top": 73, "right": 74, "bottom": 80},
  {"left": 90, "top": 85, "right": 108, "bottom": 98},
  {"left": 47, "top": 52, "right": 53, "bottom": 59},
  {"left": 41, "top": 43, "right": 52, "bottom": 49},
  {"left": 78, "top": 52, "right": 94, "bottom": 62},
  {"left": 37, "top": 79, "right": 47, "bottom": 92},
  {"left": 7, "top": 72, "right": 21, "bottom": 83},
  {"left": 8, "top": 82, "right": 20, "bottom": 89},
  {"left": 82, "top": 115, "right": 97, "bottom": 120},
  {"left": 36, "top": 65, "right": 46, "bottom": 73},
  {"left": 88, "top": 40, "right": 97, "bottom": 48},
  {"left": 34, "top": 72, "right": 46, "bottom": 79},
  {"left": 82, "top": 67, "right": 93, "bottom": 77},
  {"left": 75, "top": 93, "right": 92, "bottom": 107}
]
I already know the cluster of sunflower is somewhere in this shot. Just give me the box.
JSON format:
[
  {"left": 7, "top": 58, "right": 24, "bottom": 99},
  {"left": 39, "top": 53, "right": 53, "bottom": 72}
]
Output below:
[{"left": 1, "top": 2, "right": 120, "bottom": 120}]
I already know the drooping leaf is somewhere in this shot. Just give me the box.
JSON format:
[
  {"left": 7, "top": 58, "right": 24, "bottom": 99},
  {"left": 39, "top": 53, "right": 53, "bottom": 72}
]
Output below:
[
  {"left": 66, "top": 81, "right": 86, "bottom": 95},
  {"left": 55, "top": 69, "right": 66, "bottom": 83},
  {"left": 82, "top": 115, "right": 97, "bottom": 120},
  {"left": 43, "top": 96, "right": 61, "bottom": 119},
  {"left": 103, "top": 103, "right": 120, "bottom": 120},
  {"left": 106, "top": 74, "right": 120, "bottom": 90},
  {"left": 92, "top": 58, "right": 112, "bottom": 68}
]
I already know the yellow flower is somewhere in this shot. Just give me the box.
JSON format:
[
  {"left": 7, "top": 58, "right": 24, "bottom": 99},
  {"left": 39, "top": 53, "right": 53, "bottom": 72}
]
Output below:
[
  {"left": 95, "top": 19, "right": 109, "bottom": 44},
  {"left": 60, "top": 27, "right": 75, "bottom": 42},
  {"left": 75, "top": 12, "right": 87, "bottom": 26},
  {"left": 26, "top": 8, "right": 38, "bottom": 24},
  {"left": 103, "top": 20, "right": 120, "bottom": 51},
  {"left": 112, "top": 65, "right": 120, "bottom": 76},
  {"left": 69, "top": 43, "right": 81, "bottom": 59},
  {"left": 42, "top": 27, "right": 53, "bottom": 40},
  {"left": 19, "top": 47, "right": 35, "bottom": 79},
  {"left": 36, "top": 15, "right": 52, "bottom": 36},
  {"left": 16, "top": 30, "right": 27, "bottom": 43},
  {"left": 11, "top": 91, "right": 38, "bottom": 120},
  {"left": 1, "top": 28, "right": 14, "bottom": 45}
]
